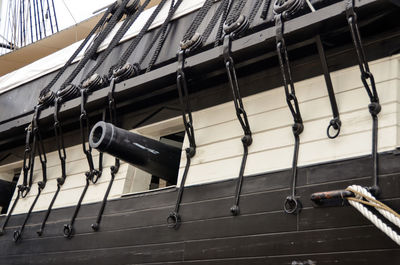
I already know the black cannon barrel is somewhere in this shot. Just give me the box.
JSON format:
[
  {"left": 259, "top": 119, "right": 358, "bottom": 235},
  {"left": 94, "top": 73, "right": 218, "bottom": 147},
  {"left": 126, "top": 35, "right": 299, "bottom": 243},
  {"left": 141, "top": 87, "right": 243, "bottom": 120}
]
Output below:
[{"left": 89, "top": 121, "right": 181, "bottom": 184}]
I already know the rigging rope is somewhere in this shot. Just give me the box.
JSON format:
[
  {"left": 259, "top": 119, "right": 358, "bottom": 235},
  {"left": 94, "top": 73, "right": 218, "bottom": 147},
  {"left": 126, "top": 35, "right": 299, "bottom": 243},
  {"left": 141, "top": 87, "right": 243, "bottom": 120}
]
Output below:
[
  {"left": 62, "top": 0, "right": 144, "bottom": 238},
  {"left": 346, "top": 185, "right": 400, "bottom": 245},
  {"left": 108, "top": 0, "right": 166, "bottom": 77},
  {"left": 39, "top": 3, "right": 115, "bottom": 97},
  {"left": 82, "top": 0, "right": 143, "bottom": 84},
  {"left": 60, "top": 0, "right": 129, "bottom": 90},
  {"left": 144, "top": 0, "right": 183, "bottom": 72}
]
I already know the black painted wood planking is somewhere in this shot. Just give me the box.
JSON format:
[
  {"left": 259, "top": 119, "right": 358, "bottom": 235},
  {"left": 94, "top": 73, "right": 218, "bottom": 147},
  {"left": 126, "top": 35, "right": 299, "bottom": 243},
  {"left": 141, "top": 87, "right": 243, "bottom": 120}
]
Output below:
[{"left": 0, "top": 151, "right": 399, "bottom": 264}]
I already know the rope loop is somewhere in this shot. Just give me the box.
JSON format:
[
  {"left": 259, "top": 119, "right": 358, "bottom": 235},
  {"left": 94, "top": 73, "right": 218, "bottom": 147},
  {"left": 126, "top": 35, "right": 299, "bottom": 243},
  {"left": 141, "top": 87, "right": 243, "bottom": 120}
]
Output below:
[
  {"left": 180, "top": 32, "right": 203, "bottom": 51},
  {"left": 82, "top": 73, "right": 107, "bottom": 92},
  {"left": 223, "top": 15, "right": 249, "bottom": 38},
  {"left": 57, "top": 84, "right": 80, "bottom": 102},
  {"left": 112, "top": 63, "right": 139, "bottom": 83},
  {"left": 273, "top": 0, "right": 305, "bottom": 19},
  {"left": 38, "top": 91, "right": 56, "bottom": 108}
]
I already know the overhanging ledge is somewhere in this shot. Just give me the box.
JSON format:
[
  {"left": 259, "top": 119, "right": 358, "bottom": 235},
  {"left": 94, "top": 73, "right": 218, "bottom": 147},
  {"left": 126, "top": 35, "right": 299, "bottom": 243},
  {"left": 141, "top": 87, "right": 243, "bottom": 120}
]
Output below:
[{"left": 0, "top": 0, "right": 396, "bottom": 147}]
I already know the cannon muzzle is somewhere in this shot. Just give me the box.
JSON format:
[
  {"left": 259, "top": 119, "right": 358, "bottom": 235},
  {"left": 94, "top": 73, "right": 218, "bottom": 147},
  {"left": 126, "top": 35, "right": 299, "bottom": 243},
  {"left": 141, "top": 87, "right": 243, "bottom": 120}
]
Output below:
[{"left": 89, "top": 121, "right": 181, "bottom": 184}]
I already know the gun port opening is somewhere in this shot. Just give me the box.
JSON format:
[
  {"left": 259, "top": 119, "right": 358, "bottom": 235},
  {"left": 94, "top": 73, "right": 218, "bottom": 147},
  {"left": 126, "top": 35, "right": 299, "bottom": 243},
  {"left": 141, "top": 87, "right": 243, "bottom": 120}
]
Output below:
[{"left": 0, "top": 167, "right": 20, "bottom": 214}]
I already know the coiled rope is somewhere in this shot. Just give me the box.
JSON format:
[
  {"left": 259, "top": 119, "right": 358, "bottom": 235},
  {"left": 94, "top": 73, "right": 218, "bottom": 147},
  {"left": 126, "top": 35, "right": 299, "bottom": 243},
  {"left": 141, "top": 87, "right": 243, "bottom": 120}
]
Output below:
[{"left": 346, "top": 185, "right": 400, "bottom": 245}]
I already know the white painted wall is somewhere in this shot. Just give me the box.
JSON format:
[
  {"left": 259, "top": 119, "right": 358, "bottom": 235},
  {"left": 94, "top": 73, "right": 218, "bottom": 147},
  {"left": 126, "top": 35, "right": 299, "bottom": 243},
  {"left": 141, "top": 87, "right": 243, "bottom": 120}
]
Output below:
[
  {"left": 176, "top": 54, "right": 400, "bottom": 186},
  {"left": 1, "top": 54, "right": 399, "bottom": 215}
]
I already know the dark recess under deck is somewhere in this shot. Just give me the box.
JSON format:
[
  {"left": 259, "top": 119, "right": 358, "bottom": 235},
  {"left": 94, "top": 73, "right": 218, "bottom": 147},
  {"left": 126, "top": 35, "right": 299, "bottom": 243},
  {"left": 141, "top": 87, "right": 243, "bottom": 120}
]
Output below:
[{"left": 0, "top": 151, "right": 399, "bottom": 264}]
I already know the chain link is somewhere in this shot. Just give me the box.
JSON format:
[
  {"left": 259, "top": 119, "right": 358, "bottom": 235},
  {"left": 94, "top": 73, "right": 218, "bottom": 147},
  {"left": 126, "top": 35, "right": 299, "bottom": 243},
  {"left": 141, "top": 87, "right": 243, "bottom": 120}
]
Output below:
[{"left": 275, "top": 10, "right": 303, "bottom": 215}]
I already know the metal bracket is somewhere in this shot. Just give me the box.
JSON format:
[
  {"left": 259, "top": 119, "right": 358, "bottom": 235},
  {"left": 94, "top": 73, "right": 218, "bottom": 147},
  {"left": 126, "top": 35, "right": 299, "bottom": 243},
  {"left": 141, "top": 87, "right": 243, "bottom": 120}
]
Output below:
[{"left": 223, "top": 31, "right": 252, "bottom": 216}]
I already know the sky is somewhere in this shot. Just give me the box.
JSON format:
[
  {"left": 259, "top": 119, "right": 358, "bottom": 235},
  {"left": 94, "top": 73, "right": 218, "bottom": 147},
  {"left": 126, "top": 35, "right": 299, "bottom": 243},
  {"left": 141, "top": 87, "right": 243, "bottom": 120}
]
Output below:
[
  {"left": 54, "top": 0, "right": 116, "bottom": 30},
  {"left": 0, "top": 0, "right": 116, "bottom": 52}
]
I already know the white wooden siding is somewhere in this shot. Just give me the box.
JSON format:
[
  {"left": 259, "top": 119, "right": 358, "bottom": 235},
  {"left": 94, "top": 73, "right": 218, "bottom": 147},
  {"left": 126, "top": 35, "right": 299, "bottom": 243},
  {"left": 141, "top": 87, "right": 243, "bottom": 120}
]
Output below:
[
  {"left": 9, "top": 145, "right": 130, "bottom": 214},
  {"left": 177, "top": 54, "right": 400, "bottom": 186},
  {"left": 2, "top": 54, "right": 400, "bottom": 215}
]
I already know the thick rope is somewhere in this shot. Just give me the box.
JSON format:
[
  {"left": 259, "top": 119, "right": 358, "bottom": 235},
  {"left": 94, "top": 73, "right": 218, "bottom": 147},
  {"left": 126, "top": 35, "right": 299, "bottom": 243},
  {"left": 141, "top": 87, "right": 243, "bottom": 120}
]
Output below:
[
  {"left": 39, "top": 3, "right": 115, "bottom": 97},
  {"left": 214, "top": 0, "right": 231, "bottom": 47},
  {"left": 181, "top": 0, "right": 215, "bottom": 43},
  {"left": 248, "top": 0, "right": 264, "bottom": 25},
  {"left": 225, "top": 0, "right": 248, "bottom": 26},
  {"left": 60, "top": 0, "right": 129, "bottom": 89},
  {"left": 145, "top": 0, "right": 184, "bottom": 72},
  {"left": 346, "top": 185, "right": 400, "bottom": 245},
  {"left": 202, "top": 0, "right": 230, "bottom": 45},
  {"left": 83, "top": 6, "right": 143, "bottom": 82},
  {"left": 114, "top": 0, "right": 167, "bottom": 69},
  {"left": 261, "top": 0, "right": 272, "bottom": 19}
]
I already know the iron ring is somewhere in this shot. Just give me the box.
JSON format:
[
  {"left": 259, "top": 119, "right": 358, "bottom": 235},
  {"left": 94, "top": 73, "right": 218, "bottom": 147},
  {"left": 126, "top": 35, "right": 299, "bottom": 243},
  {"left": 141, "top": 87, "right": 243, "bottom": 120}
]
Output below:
[
  {"left": 167, "top": 212, "right": 181, "bottom": 230},
  {"left": 284, "top": 196, "right": 301, "bottom": 214}
]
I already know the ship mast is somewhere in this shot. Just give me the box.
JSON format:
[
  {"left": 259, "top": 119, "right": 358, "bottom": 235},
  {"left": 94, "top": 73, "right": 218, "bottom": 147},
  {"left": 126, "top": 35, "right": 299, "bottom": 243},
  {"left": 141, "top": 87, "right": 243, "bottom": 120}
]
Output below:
[{"left": 0, "top": 0, "right": 58, "bottom": 54}]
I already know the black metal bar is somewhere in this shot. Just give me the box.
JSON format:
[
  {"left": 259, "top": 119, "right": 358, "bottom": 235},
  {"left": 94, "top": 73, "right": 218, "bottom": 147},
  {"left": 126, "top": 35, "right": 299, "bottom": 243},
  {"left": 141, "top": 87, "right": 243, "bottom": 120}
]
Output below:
[
  {"left": 0, "top": 189, "right": 21, "bottom": 236},
  {"left": 274, "top": 4, "right": 304, "bottom": 214},
  {"left": 91, "top": 78, "right": 120, "bottom": 231},
  {"left": 91, "top": 161, "right": 119, "bottom": 231},
  {"left": 309, "top": 0, "right": 384, "bottom": 209},
  {"left": 37, "top": 185, "right": 60, "bottom": 236},
  {"left": 223, "top": 15, "right": 252, "bottom": 216},
  {"left": 167, "top": 49, "right": 196, "bottom": 229},
  {"left": 63, "top": 89, "right": 102, "bottom": 238},
  {"left": 315, "top": 35, "right": 341, "bottom": 139},
  {"left": 346, "top": 0, "right": 381, "bottom": 195},
  {"left": 37, "top": 98, "right": 67, "bottom": 236},
  {"left": 63, "top": 175, "right": 90, "bottom": 238},
  {"left": 311, "top": 189, "right": 354, "bottom": 207},
  {"left": 13, "top": 182, "right": 44, "bottom": 242},
  {"left": 5, "top": 106, "right": 42, "bottom": 239},
  {"left": 21, "top": 123, "right": 33, "bottom": 198},
  {"left": 14, "top": 102, "right": 48, "bottom": 242}
]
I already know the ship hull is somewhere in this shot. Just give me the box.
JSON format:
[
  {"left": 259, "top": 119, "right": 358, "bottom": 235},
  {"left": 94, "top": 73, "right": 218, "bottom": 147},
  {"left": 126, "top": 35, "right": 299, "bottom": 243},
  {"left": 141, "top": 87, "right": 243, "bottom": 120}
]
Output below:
[{"left": 0, "top": 151, "right": 399, "bottom": 265}]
